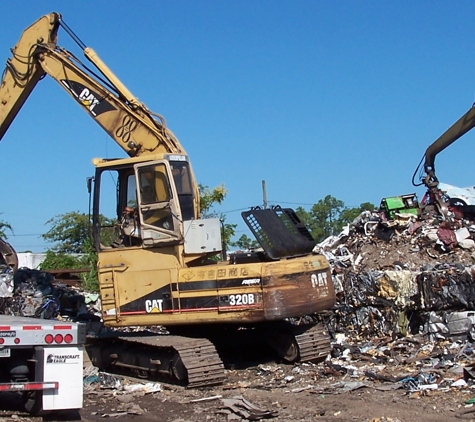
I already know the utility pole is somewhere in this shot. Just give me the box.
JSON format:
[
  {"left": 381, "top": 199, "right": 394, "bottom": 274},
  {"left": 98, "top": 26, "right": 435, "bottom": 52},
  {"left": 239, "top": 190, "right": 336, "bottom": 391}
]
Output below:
[{"left": 262, "top": 180, "right": 267, "bottom": 209}]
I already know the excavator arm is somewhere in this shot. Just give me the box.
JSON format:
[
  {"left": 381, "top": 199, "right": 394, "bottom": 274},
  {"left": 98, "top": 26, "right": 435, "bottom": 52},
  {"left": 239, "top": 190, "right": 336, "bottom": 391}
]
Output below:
[
  {"left": 0, "top": 12, "right": 185, "bottom": 158},
  {"left": 0, "top": 13, "right": 59, "bottom": 140},
  {"left": 414, "top": 103, "right": 475, "bottom": 188}
]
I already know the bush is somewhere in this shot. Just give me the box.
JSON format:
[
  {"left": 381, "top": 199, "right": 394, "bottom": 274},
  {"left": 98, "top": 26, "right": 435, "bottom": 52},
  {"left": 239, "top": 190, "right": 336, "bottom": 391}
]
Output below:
[
  {"left": 39, "top": 251, "right": 83, "bottom": 271},
  {"left": 39, "top": 249, "right": 99, "bottom": 292}
]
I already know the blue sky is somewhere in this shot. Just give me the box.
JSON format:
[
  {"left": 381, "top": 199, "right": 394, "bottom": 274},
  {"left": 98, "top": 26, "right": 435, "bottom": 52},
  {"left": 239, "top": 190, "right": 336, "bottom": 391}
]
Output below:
[{"left": 1, "top": 1, "right": 475, "bottom": 252}]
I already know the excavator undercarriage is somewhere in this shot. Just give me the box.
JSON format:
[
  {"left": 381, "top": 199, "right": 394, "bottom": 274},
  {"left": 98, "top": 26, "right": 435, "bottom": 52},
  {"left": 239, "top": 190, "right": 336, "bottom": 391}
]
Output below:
[{"left": 85, "top": 320, "right": 331, "bottom": 388}]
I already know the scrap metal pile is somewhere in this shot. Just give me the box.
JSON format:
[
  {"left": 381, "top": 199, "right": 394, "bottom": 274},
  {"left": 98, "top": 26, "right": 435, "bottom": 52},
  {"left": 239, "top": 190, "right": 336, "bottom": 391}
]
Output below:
[
  {"left": 0, "top": 266, "right": 100, "bottom": 322},
  {"left": 315, "top": 197, "right": 475, "bottom": 343}
]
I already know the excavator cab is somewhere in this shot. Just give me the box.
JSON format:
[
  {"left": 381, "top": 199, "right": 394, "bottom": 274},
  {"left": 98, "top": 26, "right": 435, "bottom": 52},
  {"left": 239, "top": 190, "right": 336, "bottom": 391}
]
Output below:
[
  {"left": 93, "top": 158, "right": 184, "bottom": 249},
  {"left": 92, "top": 155, "right": 222, "bottom": 256}
]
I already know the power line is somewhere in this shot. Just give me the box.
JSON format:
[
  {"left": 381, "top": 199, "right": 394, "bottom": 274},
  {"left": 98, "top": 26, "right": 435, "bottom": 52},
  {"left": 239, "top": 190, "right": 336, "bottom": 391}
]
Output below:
[
  {"left": 268, "top": 200, "right": 374, "bottom": 209},
  {"left": 267, "top": 200, "right": 315, "bottom": 206},
  {"left": 218, "top": 207, "right": 252, "bottom": 214},
  {"left": 11, "top": 246, "right": 49, "bottom": 249},
  {"left": 6, "top": 233, "right": 43, "bottom": 237}
]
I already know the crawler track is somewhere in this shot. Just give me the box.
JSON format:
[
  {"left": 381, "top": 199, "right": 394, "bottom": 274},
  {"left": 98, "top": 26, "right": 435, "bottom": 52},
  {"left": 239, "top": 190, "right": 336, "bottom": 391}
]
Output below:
[
  {"left": 292, "top": 323, "right": 332, "bottom": 362},
  {"left": 264, "top": 322, "right": 332, "bottom": 363},
  {"left": 87, "top": 323, "right": 330, "bottom": 388},
  {"left": 87, "top": 332, "right": 225, "bottom": 388},
  {"left": 118, "top": 335, "right": 225, "bottom": 388}
]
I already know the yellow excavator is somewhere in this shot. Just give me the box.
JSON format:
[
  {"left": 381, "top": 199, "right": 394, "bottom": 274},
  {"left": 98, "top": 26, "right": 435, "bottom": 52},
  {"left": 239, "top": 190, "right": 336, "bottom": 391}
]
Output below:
[{"left": 0, "top": 13, "right": 335, "bottom": 387}]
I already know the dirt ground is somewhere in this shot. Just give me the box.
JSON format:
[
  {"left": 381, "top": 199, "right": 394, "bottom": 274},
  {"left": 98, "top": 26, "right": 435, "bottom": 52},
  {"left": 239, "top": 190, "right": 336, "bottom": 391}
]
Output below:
[
  {"left": 76, "top": 375, "right": 475, "bottom": 422},
  {"left": 1, "top": 360, "right": 475, "bottom": 422}
]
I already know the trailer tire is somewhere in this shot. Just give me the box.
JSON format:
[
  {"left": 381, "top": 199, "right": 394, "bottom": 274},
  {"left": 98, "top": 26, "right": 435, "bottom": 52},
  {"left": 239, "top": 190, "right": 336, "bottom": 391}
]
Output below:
[{"left": 23, "top": 391, "right": 44, "bottom": 416}]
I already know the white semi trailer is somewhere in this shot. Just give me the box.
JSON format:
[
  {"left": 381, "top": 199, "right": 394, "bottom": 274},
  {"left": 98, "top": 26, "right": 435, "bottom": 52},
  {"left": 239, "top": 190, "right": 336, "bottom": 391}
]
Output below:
[{"left": 0, "top": 314, "right": 86, "bottom": 414}]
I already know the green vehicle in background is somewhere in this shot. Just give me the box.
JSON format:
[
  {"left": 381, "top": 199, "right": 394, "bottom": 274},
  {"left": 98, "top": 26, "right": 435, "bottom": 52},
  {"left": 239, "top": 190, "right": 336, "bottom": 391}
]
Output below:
[{"left": 380, "top": 194, "right": 420, "bottom": 219}]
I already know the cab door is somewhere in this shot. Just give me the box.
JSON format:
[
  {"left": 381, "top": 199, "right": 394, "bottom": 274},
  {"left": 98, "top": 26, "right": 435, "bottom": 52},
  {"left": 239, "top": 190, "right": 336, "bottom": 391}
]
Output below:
[{"left": 134, "top": 160, "right": 183, "bottom": 247}]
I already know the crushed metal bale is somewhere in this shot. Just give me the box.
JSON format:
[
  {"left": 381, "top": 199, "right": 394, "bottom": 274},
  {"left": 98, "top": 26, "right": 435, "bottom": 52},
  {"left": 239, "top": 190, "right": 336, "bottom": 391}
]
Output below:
[{"left": 315, "top": 201, "right": 475, "bottom": 342}]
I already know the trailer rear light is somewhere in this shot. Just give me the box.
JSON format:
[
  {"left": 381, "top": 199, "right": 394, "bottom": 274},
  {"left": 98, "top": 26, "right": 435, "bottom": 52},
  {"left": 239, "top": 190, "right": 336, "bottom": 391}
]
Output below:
[
  {"left": 45, "top": 334, "right": 54, "bottom": 344},
  {"left": 0, "top": 338, "right": 4, "bottom": 345},
  {"left": 54, "top": 334, "right": 63, "bottom": 344},
  {"left": 54, "top": 325, "right": 72, "bottom": 330},
  {"left": 14, "top": 338, "right": 20, "bottom": 344},
  {"left": 64, "top": 334, "right": 73, "bottom": 344}
]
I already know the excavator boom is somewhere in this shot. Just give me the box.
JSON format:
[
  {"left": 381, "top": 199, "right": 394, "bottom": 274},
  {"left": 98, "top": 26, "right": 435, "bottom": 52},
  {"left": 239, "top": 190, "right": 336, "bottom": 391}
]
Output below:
[
  {"left": 0, "top": 12, "right": 185, "bottom": 158},
  {"left": 1, "top": 12, "right": 199, "bottom": 220},
  {"left": 415, "top": 103, "right": 475, "bottom": 188},
  {"left": 0, "top": 13, "right": 60, "bottom": 140}
]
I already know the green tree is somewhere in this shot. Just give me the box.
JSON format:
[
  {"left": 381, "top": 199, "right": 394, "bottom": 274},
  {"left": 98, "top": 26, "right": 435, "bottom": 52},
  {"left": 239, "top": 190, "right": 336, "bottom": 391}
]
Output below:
[
  {"left": 0, "top": 216, "right": 13, "bottom": 239},
  {"left": 198, "top": 184, "right": 236, "bottom": 250},
  {"left": 39, "top": 250, "right": 83, "bottom": 271},
  {"left": 42, "top": 211, "right": 115, "bottom": 254},
  {"left": 231, "top": 234, "right": 259, "bottom": 250},
  {"left": 220, "top": 216, "right": 237, "bottom": 252},
  {"left": 337, "top": 202, "right": 376, "bottom": 228},
  {"left": 39, "top": 241, "right": 98, "bottom": 292},
  {"left": 296, "top": 195, "right": 344, "bottom": 242},
  {"left": 80, "top": 236, "right": 99, "bottom": 292},
  {"left": 297, "top": 197, "right": 375, "bottom": 243},
  {"left": 199, "top": 183, "right": 227, "bottom": 217}
]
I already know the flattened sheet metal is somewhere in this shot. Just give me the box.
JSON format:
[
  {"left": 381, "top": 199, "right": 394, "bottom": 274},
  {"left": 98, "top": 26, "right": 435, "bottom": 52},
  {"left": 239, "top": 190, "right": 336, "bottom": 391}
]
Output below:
[{"left": 118, "top": 335, "right": 225, "bottom": 388}]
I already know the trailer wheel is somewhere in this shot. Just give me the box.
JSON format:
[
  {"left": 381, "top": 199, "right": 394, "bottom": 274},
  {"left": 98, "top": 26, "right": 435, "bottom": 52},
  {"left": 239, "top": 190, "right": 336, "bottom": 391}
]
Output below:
[{"left": 23, "top": 391, "right": 44, "bottom": 416}]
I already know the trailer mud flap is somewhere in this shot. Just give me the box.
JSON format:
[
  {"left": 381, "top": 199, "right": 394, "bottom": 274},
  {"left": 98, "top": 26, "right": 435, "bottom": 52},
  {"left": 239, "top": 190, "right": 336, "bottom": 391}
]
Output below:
[{"left": 36, "top": 346, "right": 83, "bottom": 411}]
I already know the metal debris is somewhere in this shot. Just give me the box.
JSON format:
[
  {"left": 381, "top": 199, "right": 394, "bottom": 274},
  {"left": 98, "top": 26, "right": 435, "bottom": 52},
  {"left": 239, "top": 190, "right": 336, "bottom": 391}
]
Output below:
[
  {"left": 219, "top": 396, "right": 278, "bottom": 420},
  {"left": 0, "top": 267, "right": 100, "bottom": 322}
]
